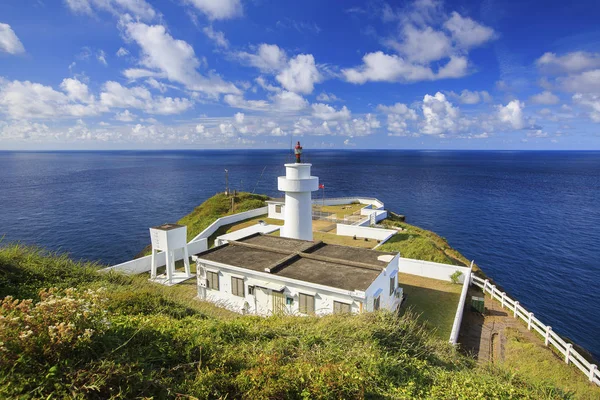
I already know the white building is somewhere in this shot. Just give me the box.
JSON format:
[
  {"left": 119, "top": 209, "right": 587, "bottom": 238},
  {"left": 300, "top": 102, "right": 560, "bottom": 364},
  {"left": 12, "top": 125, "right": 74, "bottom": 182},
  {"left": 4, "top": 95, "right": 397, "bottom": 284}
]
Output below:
[{"left": 193, "top": 234, "right": 402, "bottom": 315}]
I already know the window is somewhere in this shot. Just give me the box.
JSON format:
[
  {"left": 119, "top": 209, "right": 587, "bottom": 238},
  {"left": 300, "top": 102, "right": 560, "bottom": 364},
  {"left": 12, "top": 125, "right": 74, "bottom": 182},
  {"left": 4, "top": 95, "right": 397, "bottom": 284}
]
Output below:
[
  {"left": 333, "top": 301, "right": 351, "bottom": 314},
  {"left": 286, "top": 297, "right": 293, "bottom": 306},
  {"left": 248, "top": 286, "right": 255, "bottom": 296},
  {"left": 373, "top": 296, "right": 381, "bottom": 311},
  {"left": 206, "top": 271, "right": 219, "bottom": 291},
  {"left": 231, "top": 277, "right": 245, "bottom": 297},
  {"left": 299, "top": 293, "right": 315, "bottom": 314},
  {"left": 275, "top": 205, "right": 282, "bottom": 213},
  {"left": 389, "top": 276, "right": 396, "bottom": 296}
]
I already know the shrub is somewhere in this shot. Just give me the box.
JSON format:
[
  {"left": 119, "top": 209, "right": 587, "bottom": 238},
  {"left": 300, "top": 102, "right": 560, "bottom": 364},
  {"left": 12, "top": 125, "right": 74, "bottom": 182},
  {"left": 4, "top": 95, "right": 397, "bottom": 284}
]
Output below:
[
  {"left": 450, "top": 270, "right": 463, "bottom": 284},
  {"left": 0, "top": 287, "right": 108, "bottom": 369}
]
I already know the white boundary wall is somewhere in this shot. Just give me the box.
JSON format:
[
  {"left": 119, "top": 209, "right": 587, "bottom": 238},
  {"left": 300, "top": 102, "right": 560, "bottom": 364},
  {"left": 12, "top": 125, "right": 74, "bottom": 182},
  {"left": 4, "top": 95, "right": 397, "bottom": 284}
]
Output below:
[
  {"left": 189, "top": 206, "right": 268, "bottom": 244},
  {"left": 396, "top": 257, "right": 471, "bottom": 344},
  {"left": 101, "top": 239, "right": 207, "bottom": 274},
  {"left": 336, "top": 224, "right": 396, "bottom": 241},
  {"left": 399, "top": 258, "right": 470, "bottom": 283},
  {"left": 471, "top": 275, "right": 599, "bottom": 386},
  {"left": 103, "top": 206, "right": 268, "bottom": 275},
  {"left": 315, "top": 197, "right": 384, "bottom": 209}
]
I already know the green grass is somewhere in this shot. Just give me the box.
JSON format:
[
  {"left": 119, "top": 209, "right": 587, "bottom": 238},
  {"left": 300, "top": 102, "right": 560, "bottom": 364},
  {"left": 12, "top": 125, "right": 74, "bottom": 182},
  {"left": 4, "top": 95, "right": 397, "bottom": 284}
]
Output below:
[
  {"left": 0, "top": 244, "right": 579, "bottom": 399},
  {"left": 380, "top": 214, "right": 479, "bottom": 271},
  {"left": 398, "top": 273, "right": 462, "bottom": 340},
  {"left": 499, "top": 328, "right": 600, "bottom": 400},
  {"left": 137, "top": 192, "right": 269, "bottom": 256}
]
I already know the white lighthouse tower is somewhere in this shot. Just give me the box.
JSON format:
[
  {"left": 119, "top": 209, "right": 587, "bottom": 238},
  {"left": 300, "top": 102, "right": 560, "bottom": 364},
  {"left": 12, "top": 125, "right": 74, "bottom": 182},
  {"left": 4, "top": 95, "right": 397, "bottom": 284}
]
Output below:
[{"left": 278, "top": 142, "right": 319, "bottom": 241}]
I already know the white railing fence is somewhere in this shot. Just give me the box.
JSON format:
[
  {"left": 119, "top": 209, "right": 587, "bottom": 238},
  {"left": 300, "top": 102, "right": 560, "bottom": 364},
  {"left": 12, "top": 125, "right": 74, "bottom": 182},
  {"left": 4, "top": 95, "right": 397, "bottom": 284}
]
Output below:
[{"left": 471, "top": 275, "right": 599, "bottom": 386}]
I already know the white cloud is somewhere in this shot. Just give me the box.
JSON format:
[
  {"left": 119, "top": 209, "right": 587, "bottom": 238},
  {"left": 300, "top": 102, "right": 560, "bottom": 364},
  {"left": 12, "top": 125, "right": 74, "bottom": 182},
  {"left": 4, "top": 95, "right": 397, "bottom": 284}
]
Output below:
[
  {"left": 186, "top": 0, "right": 242, "bottom": 20},
  {"left": 530, "top": 91, "right": 559, "bottom": 105},
  {"left": 115, "top": 109, "right": 137, "bottom": 122},
  {"left": 390, "top": 25, "right": 452, "bottom": 63},
  {"left": 276, "top": 54, "right": 322, "bottom": 94},
  {"left": 202, "top": 25, "right": 229, "bottom": 48},
  {"left": 223, "top": 94, "right": 269, "bottom": 110},
  {"left": 559, "top": 69, "right": 600, "bottom": 94},
  {"left": 271, "top": 90, "right": 308, "bottom": 111},
  {"left": 311, "top": 103, "right": 351, "bottom": 120},
  {"left": 421, "top": 92, "right": 460, "bottom": 135},
  {"left": 60, "top": 78, "right": 93, "bottom": 103},
  {"left": 116, "top": 47, "right": 129, "bottom": 57},
  {"left": 536, "top": 51, "right": 600, "bottom": 74},
  {"left": 122, "top": 20, "right": 239, "bottom": 96},
  {"left": 236, "top": 43, "right": 287, "bottom": 72},
  {"left": 448, "top": 89, "right": 491, "bottom": 104},
  {"left": 436, "top": 56, "right": 468, "bottom": 79},
  {"left": 316, "top": 92, "right": 341, "bottom": 102},
  {"left": 497, "top": 100, "right": 525, "bottom": 129},
  {"left": 255, "top": 76, "right": 279, "bottom": 92},
  {"left": 65, "top": 0, "right": 156, "bottom": 21},
  {"left": 99, "top": 81, "right": 192, "bottom": 115},
  {"left": 572, "top": 93, "right": 600, "bottom": 122},
  {"left": 342, "top": 51, "right": 434, "bottom": 84},
  {"left": 527, "top": 129, "right": 548, "bottom": 138},
  {"left": 234, "top": 112, "right": 244, "bottom": 124},
  {"left": 377, "top": 102, "right": 418, "bottom": 136},
  {"left": 377, "top": 102, "right": 418, "bottom": 119},
  {"left": 96, "top": 49, "right": 107, "bottom": 66},
  {"left": 443, "top": 12, "right": 495, "bottom": 49},
  {"left": 0, "top": 23, "right": 25, "bottom": 54},
  {"left": 0, "top": 79, "right": 100, "bottom": 119}
]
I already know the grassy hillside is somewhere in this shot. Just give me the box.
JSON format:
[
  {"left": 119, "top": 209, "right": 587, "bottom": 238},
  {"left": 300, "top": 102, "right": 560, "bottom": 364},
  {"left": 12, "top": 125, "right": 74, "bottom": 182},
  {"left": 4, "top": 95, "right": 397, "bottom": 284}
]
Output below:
[
  {"left": 137, "top": 192, "right": 269, "bottom": 256},
  {"left": 380, "top": 213, "right": 480, "bottom": 272},
  {"left": 1, "top": 245, "right": 585, "bottom": 399}
]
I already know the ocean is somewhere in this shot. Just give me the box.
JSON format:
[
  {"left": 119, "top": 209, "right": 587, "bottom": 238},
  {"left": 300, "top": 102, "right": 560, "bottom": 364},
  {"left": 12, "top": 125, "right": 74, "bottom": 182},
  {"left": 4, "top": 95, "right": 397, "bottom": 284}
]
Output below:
[{"left": 1, "top": 150, "right": 599, "bottom": 359}]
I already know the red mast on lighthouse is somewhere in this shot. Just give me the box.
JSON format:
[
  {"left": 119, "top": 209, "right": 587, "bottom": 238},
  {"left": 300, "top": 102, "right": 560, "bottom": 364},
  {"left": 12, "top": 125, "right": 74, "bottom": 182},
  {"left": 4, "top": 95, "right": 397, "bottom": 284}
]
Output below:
[{"left": 294, "top": 141, "right": 303, "bottom": 163}]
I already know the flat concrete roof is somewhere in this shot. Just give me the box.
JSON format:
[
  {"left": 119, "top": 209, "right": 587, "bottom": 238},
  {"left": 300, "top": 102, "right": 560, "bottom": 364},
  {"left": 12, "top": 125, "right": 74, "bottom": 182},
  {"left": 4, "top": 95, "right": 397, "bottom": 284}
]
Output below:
[{"left": 194, "top": 234, "right": 398, "bottom": 292}]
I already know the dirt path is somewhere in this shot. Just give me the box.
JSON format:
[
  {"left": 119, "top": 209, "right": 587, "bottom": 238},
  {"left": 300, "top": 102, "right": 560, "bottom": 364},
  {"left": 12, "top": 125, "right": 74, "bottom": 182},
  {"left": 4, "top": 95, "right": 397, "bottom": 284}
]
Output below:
[{"left": 458, "top": 286, "right": 540, "bottom": 364}]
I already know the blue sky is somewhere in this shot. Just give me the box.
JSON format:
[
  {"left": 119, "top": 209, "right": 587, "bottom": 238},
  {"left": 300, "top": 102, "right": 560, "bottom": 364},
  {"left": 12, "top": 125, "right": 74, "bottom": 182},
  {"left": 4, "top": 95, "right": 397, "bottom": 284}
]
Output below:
[{"left": 1, "top": 0, "right": 600, "bottom": 150}]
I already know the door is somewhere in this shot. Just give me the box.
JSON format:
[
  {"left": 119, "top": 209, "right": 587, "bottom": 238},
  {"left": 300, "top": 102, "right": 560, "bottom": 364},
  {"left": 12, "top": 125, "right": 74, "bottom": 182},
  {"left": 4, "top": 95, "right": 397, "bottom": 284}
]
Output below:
[
  {"left": 272, "top": 291, "right": 286, "bottom": 315},
  {"left": 254, "top": 287, "right": 270, "bottom": 315}
]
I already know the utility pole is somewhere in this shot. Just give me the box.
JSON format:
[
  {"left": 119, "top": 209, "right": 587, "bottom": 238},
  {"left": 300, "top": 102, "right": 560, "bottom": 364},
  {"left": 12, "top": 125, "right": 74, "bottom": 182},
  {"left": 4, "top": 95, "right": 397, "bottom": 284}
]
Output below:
[{"left": 224, "top": 169, "right": 229, "bottom": 196}]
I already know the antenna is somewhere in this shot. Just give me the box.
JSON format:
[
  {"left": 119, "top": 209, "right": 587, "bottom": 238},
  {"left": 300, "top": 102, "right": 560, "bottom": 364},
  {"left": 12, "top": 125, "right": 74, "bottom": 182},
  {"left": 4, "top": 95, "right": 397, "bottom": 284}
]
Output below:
[{"left": 253, "top": 166, "right": 267, "bottom": 194}]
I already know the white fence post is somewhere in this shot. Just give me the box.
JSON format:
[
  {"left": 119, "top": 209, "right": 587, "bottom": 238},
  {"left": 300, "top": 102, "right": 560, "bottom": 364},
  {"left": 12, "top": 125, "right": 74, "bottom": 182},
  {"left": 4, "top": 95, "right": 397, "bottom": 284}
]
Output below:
[
  {"left": 545, "top": 326, "right": 552, "bottom": 346},
  {"left": 590, "top": 364, "right": 598, "bottom": 382},
  {"left": 490, "top": 285, "right": 496, "bottom": 299},
  {"left": 501, "top": 292, "right": 506, "bottom": 308},
  {"left": 483, "top": 279, "right": 489, "bottom": 293},
  {"left": 527, "top": 312, "right": 534, "bottom": 330},
  {"left": 565, "top": 344, "right": 572, "bottom": 364},
  {"left": 513, "top": 301, "right": 519, "bottom": 318}
]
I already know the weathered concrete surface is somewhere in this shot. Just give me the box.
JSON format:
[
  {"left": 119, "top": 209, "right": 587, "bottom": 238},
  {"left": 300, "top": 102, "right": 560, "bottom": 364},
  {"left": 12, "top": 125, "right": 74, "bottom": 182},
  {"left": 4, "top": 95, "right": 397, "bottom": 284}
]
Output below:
[{"left": 458, "top": 286, "right": 540, "bottom": 364}]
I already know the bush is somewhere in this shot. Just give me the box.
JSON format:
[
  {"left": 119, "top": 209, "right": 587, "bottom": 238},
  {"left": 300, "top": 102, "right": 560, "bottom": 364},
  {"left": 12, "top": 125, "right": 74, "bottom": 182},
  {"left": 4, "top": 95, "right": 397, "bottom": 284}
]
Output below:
[{"left": 450, "top": 270, "right": 463, "bottom": 284}]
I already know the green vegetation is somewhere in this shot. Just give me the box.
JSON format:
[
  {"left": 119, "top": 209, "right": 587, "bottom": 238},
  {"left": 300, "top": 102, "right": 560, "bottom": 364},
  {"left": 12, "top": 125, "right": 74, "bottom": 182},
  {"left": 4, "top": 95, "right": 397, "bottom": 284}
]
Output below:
[
  {"left": 138, "top": 192, "right": 269, "bottom": 256},
  {"left": 380, "top": 214, "right": 479, "bottom": 271},
  {"left": 0, "top": 244, "right": 586, "bottom": 399},
  {"left": 398, "top": 273, "right": 462, "bottom": 340},
  {"left": 500, "top": 328, "right": 600, "bottom": 400},
  {"left": 178, "top": 192, "right": 269, "bottom": 241}
]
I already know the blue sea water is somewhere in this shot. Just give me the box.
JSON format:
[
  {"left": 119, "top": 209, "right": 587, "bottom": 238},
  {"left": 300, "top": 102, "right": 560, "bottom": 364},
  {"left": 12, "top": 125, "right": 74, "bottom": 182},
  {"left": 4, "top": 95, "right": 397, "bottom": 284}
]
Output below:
[{"left": 1, "top": 150, "right": 599, "bottom": 359}]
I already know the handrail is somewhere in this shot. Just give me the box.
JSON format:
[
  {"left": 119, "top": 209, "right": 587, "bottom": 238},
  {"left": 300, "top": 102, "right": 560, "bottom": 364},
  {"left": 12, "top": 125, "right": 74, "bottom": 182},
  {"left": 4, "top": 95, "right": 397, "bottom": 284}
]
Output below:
[{"left": 471, "top": 275, "right": 599, "bottom": 385}]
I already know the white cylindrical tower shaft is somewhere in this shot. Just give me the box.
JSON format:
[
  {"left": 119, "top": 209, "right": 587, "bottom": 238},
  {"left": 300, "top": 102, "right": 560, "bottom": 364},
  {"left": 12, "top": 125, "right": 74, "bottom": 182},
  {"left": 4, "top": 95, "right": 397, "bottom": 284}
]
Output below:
[{"left": 278, "top": 163, "right": 318, "bottom": 241}]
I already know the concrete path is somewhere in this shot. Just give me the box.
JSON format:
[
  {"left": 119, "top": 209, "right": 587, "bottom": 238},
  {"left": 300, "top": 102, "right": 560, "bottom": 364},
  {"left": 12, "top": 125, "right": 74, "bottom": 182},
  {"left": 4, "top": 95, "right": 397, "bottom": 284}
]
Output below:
[{"left": 458, "top": 286, "right": 540, "bottom": 364}]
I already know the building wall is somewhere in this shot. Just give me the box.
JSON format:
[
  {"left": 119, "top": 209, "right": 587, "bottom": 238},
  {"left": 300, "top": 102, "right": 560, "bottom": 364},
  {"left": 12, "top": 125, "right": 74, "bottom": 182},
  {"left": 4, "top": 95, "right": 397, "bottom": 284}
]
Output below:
[
  {"left": 267, "top": 203, "right": 285, "bottom": 220},
  {"left": 364, "top": 254, "right": 403, "bottom": 312},
  {"left": 195, "top": 259, "right": 392, "bottom": 316},
  {"left": 336, "top": 224, "right": 396, "bottom": 241},
  {"left": 398, "top": 257, "right": 470, "bottom": 283}
]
